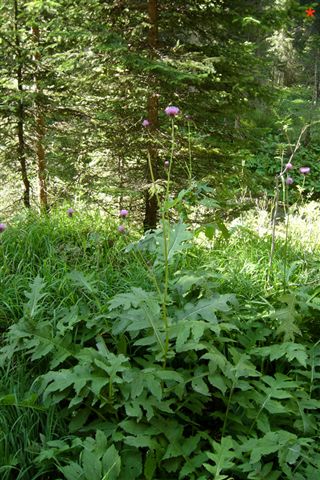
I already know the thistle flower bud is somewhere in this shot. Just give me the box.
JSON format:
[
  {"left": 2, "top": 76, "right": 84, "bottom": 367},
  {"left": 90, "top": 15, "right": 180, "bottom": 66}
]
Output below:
[{"left": 165, "top": 106, "right": 180, "bottom": 117}]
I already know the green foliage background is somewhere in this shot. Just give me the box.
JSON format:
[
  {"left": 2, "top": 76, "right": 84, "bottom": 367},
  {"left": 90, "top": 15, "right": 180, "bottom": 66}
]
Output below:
[
  {"left": 1, "top": 0, "right": 318, "bottom": 218},
  {"left": 1, "top": 1, "right": 320, "bottom": 479}
]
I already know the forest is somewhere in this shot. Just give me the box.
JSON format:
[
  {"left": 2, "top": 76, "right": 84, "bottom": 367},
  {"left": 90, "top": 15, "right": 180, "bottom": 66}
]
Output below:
[{"left": 0, "top": 0, "right": 320, "bottom": 479}]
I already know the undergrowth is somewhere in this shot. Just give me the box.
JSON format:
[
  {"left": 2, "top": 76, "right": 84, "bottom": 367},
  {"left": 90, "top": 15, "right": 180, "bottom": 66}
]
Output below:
[{"left": 0, "top": 205, "right": 319, "bottom": 479}]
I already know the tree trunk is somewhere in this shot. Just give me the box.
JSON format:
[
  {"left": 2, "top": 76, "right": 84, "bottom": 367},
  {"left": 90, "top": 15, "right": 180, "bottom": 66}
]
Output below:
[
  {"left": 32, "top": 24, "right": 48, "bottom": 212},
  {"left": 14, "top": 0, "right": 30, "bottom": 208},
  {"left": 304, "top": 48, "right": 319, "bottom": 147},
  {"left": 313, "top": 49, "right": 319, "bottom": 105},
  {"left": 143, "top": 0, "right": 159, "bottom": 232}
]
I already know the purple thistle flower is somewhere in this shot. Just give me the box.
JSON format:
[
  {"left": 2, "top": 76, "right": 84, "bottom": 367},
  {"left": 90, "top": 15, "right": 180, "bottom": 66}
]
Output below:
[
  {"left": 164, "top": 160, "right": 170, "bottom": 168},
  {"left": 118, "top": 225, "right": 125, "bottom": 233},
  {"left": 165, "top": 106, "right": 180, "bottom": 117},
  {"left": 67, "top": 208, "right": 74, "bottom": 217},
  {"left": 120, "top": 209, "right": 128, "bottom": 217},
  {"left": 0, "top": 223, "right": 6, "bottom": 233},
  {"left": 285, "top": 162, "right": 293, "bottom": 170},
  {"left": 286, "top": 177, "right": 294, "bottom": 185},
  {"left": 299, "top": 167, "right": 310, "bottom": 174},
  {"left": 142, "top": 119, "right": 150, "bottom": 127}
]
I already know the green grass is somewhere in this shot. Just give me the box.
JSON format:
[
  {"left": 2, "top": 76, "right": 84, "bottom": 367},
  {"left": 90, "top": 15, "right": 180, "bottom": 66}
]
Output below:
[
  {"left": 184, "top": 209, "right": 320, "bottom": 300},
  {"left": 1, "top": 204, "right": 318, "bottom": 330},
  {"left": 0, "top": 361, "right": 64, "bottom": 480},
  {"left": 0, "top": 209, "right": 149, "bottom": 330}
]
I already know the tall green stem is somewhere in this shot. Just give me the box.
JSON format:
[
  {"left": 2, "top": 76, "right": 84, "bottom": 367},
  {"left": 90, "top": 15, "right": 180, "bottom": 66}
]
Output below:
[
  {"left": 280, "top": 153, "right": 287, "bottom": 291},
  {"left": 165, "top": 118, "right": 175, "bottom": 198},
  {"left": 222, "top": 383, "right": 235, "bottom": 437},
  {"left": 187, "top": 120, "right": 192, "bottom": 183},
  {"left": 145, "top": 116, "right": 177, "bottom": 367},
  {"left": 161, "top": 118, "right": 176, "bottom": 366},
  {"left": 267, "top": 175, "right": 279, "bottom": 286},
  {"left": 300, "top": 176, "right": 306, "bottom": 204},
  {"left": 282, "top": 177, "right": 290, "bottom": 292}
]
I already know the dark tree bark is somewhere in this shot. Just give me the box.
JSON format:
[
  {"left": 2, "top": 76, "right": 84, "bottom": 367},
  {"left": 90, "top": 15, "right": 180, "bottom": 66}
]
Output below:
[
  {"left": 303, "top": 48, "right": 319, "bottom": 147},
  {"left": 14, "top": 0, "right": 30, "bottom": 208},
  {"left": 147, "top": 0, "right": 158, "bottom": 50},
  {"left": 313, "top": 49, "right": 319, "bottom": 105},
  {"left": 143, "top": 0, "right": 159, "bottom": 232},
  {"left": 32, "top": 24, "right": 48, "bottom": 212}
]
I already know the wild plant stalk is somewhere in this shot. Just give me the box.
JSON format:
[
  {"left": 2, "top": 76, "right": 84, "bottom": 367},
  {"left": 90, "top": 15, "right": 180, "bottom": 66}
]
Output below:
[
  {"left": 221, "top": 382, "right": 235, "bottom": 437},
  {"left": 267, "top": 173, "right": 280, "bottom": 286},
  {"left": 299, "top": 175, "right": 307, "bottom": 204},
  {"left": 267, "top": 124, "right": 311, "bottom": 289},
  {"left": 145, "top": 116, "right": 176, "bottom": 366},
  {"left": 146, "top": 151, "right": 170, "bottom": 366},
  {"left": 309, "top": 339, "right": 320, "bottom": 397},
  {"left": 161, "top": 116, "right": 176, "bottom": 366},
  {"left": 186, "top": 118, "right": 193, "bottom": 183},
  {"left": 282, "top": 176, "right": 290, "bottom": 292},
  {"left": 268, "top": 165, "right": 290, "bottom": 291}
]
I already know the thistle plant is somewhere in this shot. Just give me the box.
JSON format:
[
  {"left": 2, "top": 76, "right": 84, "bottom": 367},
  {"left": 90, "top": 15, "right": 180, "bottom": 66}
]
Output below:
[
  {"left": 268, "top": 153, "right": 296, "bottom": 290},
  {"left": 143, "top": 105, "right": 180, "bottom": 366},
  {"left": 298, "top": 166, "right": 311, "bottom": 202},
  {"left": 116, "top": 209, "right": 129, "bottom": 234},
  {"left": 268, "top": 125, "right": 312, "bottom": 290},
  {"left": 128, "top": 105, "right": 202, "bottom": 366}
]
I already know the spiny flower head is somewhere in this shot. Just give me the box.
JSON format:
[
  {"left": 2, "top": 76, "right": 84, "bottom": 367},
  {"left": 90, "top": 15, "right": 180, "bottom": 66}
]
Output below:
[
  {"left": 164, "top": 160, "right": 170, "bottom": 168},
  {"left": 67, "top": 208, "right": 74, "bottom": 217},
  {"left": 118, "top": 225, "right": 125, "bottom": 233},
  {"left": 165, "top": 106, "right": 180, "bottom": 117},
  {"left": 120, "top": 209, "right": 128, "bottom": 217},
  {"left": 142, "top": 119, "right": 150, "bottom": 127},
  {"left": 299, "top": 167, "right": 310, "bottom": 174},
  {"left": 286, "top": 177, "right": 294, "bottom": 185},
  {"left": 285, "top": 162, "right": 293, "bottom": 170},
  {"left": 0, "top": 223, "right": 6, "bottom": 233}
]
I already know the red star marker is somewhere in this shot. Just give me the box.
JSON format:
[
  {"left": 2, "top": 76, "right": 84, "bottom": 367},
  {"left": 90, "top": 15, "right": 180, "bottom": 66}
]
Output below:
[{"left": 306, "top": 7, "right": 316, "bottom": 17}]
